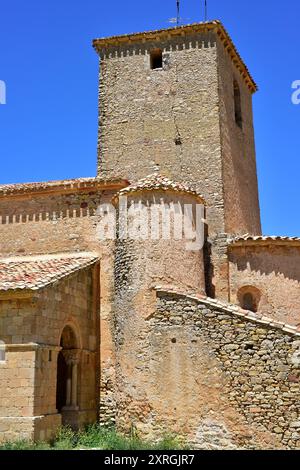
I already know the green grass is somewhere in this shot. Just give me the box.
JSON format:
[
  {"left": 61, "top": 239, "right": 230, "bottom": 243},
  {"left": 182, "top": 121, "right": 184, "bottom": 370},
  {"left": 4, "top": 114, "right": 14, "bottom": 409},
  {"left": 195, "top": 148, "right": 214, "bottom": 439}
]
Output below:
[{"left": 0, "top": 424, "right": 185, "bottom": 451}]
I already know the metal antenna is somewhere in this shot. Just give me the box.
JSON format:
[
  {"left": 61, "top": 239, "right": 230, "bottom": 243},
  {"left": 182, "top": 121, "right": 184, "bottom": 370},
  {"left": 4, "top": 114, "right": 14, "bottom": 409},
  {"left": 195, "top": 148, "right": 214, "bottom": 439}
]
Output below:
[
  {"left": 204, "top": 0, "right": 208, "bottom": 22},
  {"left": 177, "top": 0, "right": 180, "bottom": 26},
  {"left": 168, "top": 1, "right": 190, "bottom": 26}
]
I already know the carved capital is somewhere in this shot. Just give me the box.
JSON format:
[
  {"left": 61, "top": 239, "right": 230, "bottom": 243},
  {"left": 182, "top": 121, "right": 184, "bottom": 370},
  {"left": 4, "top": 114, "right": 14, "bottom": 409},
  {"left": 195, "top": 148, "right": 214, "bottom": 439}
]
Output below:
[{"left": 62, "top": 349, "right": 81, "bottom": 365}]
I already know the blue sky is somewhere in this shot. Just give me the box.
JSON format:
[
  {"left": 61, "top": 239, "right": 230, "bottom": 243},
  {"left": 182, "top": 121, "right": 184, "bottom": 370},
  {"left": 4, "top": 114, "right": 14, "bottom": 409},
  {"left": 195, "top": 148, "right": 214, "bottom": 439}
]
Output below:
[{"left": 0, "top": 0, "right": 299, "bottom": 236}]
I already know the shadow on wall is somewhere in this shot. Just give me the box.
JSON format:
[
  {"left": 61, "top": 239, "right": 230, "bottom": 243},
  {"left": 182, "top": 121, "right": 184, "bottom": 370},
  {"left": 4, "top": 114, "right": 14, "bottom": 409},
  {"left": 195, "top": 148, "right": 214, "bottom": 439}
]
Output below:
[
  {"left": 203, "top": 236, "right": 215, "bottom": 298},
  {"left": 230, "top": 247, "right": 300, "bottom": 284}
]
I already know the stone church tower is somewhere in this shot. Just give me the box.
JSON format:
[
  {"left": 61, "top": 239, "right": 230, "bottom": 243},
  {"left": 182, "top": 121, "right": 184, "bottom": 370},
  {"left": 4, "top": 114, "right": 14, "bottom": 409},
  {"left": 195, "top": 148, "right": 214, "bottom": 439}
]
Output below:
[
  {"left": 94, "top": 21, "right": 261, "bottom": 238},
  {"left": 0, "top": 21, "right": 299, "bottom": 449}
]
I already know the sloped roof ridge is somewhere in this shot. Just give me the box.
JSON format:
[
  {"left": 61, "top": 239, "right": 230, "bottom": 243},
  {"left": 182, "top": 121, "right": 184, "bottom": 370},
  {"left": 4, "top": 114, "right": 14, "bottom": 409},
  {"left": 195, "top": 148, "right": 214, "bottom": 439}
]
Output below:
[
  {"left": 0, "top": 252, "right": 99, "bottom": 292},
  {"left": 153, "top": 285, "right": 300, "bottom": 337},
  {"left": 229, "top": 234, "right": 300, "bottom": 245}
]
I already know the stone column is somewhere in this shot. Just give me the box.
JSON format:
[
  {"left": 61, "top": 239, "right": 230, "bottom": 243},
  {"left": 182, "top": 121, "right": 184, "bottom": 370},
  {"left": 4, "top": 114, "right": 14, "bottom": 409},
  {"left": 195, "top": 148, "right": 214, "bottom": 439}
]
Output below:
[
  {"left": 71, "top": 362, "right": 78, "bottom": 407},
  {"left": 66, "top": 364, "right": 72, "bottom": 407},
  {"left": 62, "top": 349, "right": 81, "bottom": 411}
]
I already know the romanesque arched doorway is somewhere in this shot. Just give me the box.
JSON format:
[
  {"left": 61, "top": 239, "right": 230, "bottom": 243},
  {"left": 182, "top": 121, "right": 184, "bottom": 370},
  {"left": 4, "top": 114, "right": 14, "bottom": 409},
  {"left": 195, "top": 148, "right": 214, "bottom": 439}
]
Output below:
[{"left": 56, "top": 325, "right": 81, "bottom": 428}]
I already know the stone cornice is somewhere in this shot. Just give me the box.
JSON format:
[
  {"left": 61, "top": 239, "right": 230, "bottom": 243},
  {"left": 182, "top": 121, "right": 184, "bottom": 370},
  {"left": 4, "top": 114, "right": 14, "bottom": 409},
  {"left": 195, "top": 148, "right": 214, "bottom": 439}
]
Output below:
[{"left": 5, "top": 343, "right": 62, "bottom": 352}]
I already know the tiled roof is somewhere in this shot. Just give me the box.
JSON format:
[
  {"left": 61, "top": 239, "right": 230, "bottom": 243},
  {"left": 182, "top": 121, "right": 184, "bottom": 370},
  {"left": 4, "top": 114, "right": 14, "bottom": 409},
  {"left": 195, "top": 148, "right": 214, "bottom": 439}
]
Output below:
[
  {"left": 113, "top": 173, "right": 205, "bottom": 203},
  {"left": 0, "top": 253, "right": 99, "bottom": 292},
  {"left": 229, "top": 235, "right": 300, "bottom": 246},
  {"left": 153, "top": 285, "right": 300, "bottom": 337},
  {"left": 0, "top": 177, "right": 129, "bottom": 198},
  {"left": 93, "top": 20, "right": 257, "bottom": 93}
]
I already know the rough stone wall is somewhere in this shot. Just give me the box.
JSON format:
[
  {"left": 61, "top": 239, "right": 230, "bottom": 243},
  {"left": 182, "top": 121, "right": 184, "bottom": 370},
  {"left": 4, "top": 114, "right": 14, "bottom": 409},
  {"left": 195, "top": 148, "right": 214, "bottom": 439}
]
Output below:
[
  {"left": 114, "top": 291, "right": 300, "bottom": 450},
  {"left": 205, "top": 232, "right": 229, "bottom": 300},
  {"left": 98, "top": 32, "right": 224, "bottom": 236},
  {"left": 115, "top": 191, "right": 206, "bottom": 296},
  {"left": 34, "top": 346, "right": 61, "bottom": 418},
  {"left": 96, "top": 31, "right": 261, "bottom": 300},
  {"left": 217, "top": 38, "right": 261, "bottom": 236},
  {"left": 229, "top": 244, "right": 300, "bottom": 327},
  {"left": 109, "top": 190, "right": 206, "bottom": 427}
]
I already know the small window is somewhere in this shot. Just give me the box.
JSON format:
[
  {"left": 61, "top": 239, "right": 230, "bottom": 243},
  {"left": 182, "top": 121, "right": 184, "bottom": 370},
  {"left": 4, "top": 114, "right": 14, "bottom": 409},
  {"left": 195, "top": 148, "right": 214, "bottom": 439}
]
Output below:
[
  {"left": 242, "top": 293, "right": 256, "bottom": 312},
  {"left": 238, "top": 286, "right": 261, "bottom": 313},
  {"left": 234, "top": 80, "right": 243, "bottom": 129},
  {"left": 150, "top": 49, "right": 163, "bottom": 70},
  {"left": 0, "top": 341, "right": 5, "bottom": 362},
  {"left": 48, "top": 350, "right": 52, "bottom": 362}
]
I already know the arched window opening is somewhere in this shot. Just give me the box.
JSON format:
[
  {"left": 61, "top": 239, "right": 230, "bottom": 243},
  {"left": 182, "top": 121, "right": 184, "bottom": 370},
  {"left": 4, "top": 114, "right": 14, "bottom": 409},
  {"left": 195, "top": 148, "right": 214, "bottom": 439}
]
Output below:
[
  {"left": 0, "top": 340, "right": 5, "bottom": 362},
  {"left": 237, "top": 286, "right": 261, "bottom": 313},
  {"left": 56, "top": 325, "right": 80, "bottom": 416},
  {"left": 234, "top": 80, "right": 243, "bottom": 129}
]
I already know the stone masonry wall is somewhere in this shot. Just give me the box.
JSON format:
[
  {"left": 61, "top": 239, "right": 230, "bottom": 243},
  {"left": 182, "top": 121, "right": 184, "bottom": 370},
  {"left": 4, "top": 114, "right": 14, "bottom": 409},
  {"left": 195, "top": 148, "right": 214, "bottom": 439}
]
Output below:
[
  {"left": 97, "top": 31, "right": 261, "bottom": 300},
  {"left": 0, "top": 346, "right": 35, "bottom": 442},
  {"left": 98, "top": 32, "right": 225, "bottom": 236},
  {"left": 0, "top": 189, "right": 116, "bottom": 428},
  {"left": 100, "top": 190, "right": 206, "bottom": 427},
  {"left": 0, "top": 190, "right": 114, "bottom": 257},
  {"left": 0, "top": 267, "right": 97, "bottom": 348},
  {"left": 113, "top": 289, "right": 300, "bottom": 450},
  {"left": 229, "top": 244, "right": 300, "bottom": 327},
  {"left": 217, "top": 38, "right": 261, "bottom": 236},
  {"left": 0, "top": 265, "right": 99, "bottom": 442}
]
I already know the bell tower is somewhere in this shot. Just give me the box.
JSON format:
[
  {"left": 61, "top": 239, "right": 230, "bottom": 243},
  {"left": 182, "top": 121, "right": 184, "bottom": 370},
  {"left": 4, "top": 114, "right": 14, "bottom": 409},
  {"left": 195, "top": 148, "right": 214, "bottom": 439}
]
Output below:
[{"left": 94, "top": 21, "right": 261, "bottom": 238}]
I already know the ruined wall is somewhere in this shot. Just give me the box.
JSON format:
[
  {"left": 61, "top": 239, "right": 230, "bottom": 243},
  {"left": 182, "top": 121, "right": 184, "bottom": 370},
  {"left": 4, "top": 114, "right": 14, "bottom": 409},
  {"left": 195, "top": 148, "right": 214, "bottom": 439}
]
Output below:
[
  {"left": 217, "top": 39, "right": 261, "bottom": 236},
  {"left": 228, "top": 244, "right": 300, "bottom": 327},
  {"left": 114, "top": 290, "right": 300, "bottom": 450}
]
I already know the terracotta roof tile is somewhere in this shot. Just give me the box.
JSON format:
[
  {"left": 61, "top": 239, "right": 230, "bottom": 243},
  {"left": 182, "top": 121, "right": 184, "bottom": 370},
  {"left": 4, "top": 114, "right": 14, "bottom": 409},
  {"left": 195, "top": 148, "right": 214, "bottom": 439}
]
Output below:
[
  {"left": 0, "top": 253, "right": 99, "bottom": 291},
  {"left": 229, "top": 235, "right": 300, "bottom": 246},
  {"left": 113, "top": 173, "right": 205, "bottom": 203}
]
